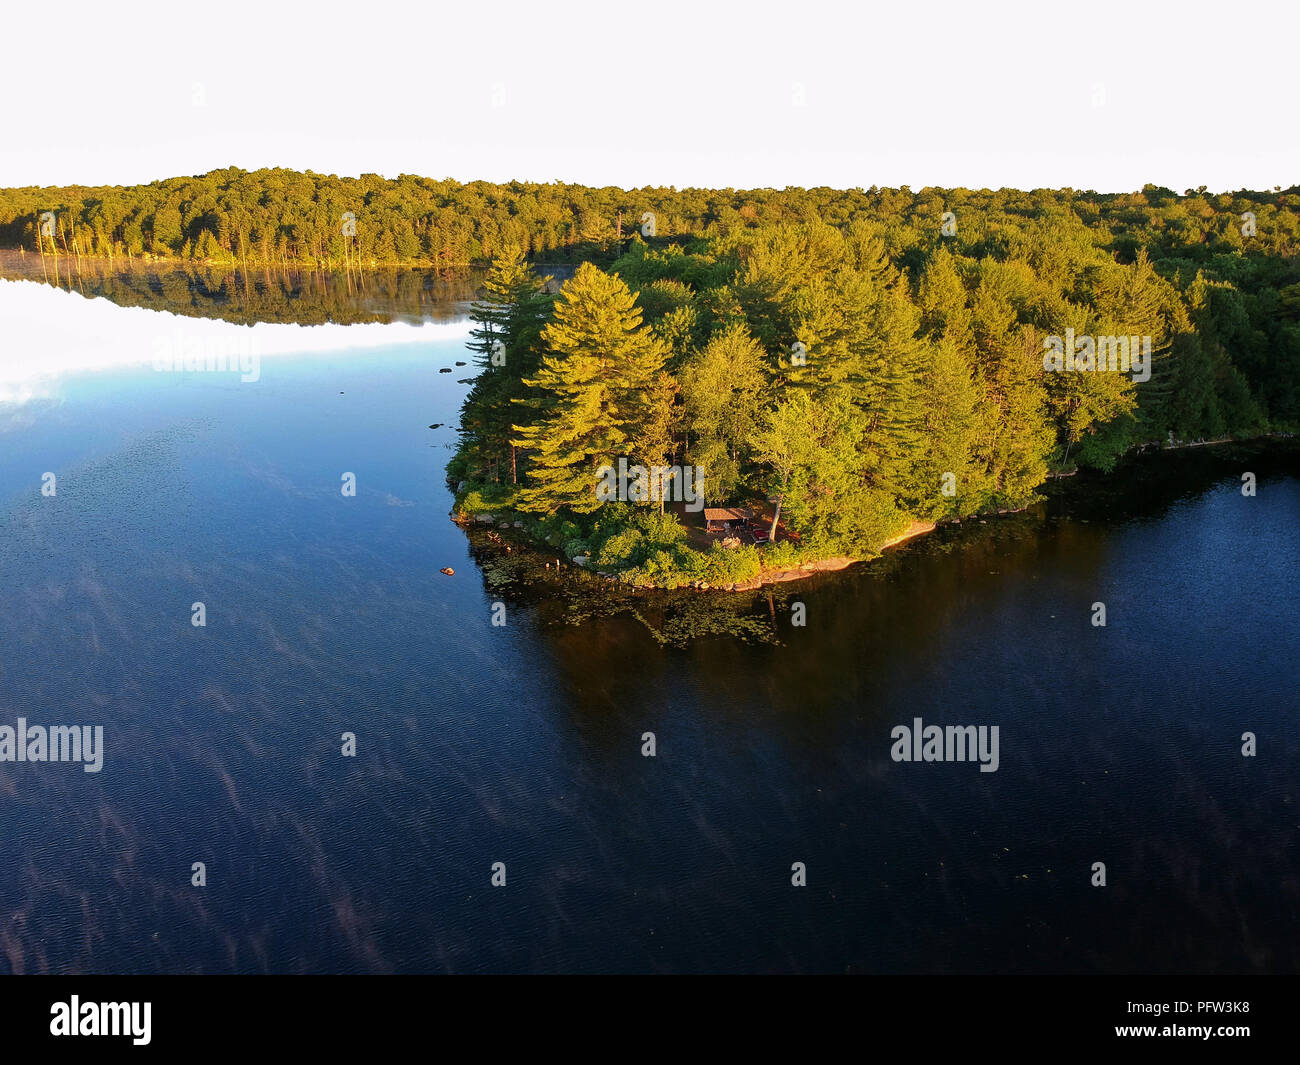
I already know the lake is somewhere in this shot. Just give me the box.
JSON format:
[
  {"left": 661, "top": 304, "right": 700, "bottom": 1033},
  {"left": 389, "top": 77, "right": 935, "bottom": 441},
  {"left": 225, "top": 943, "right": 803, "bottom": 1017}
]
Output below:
[{"left": 0, "top": 272, "right": 1296, "bottom": 973}]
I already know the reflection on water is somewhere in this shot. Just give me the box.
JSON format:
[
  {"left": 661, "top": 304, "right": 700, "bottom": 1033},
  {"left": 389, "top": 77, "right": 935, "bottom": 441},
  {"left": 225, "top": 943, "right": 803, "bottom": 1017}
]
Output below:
[
  {"left": 0, "top": 277, "right": 473, "bottom": 411},
  {"left": 0, "top": 249, "right": 481, "bottom": 326},
  {"left": 0, "top": 279, "right": 1297, "bottom": 974}
]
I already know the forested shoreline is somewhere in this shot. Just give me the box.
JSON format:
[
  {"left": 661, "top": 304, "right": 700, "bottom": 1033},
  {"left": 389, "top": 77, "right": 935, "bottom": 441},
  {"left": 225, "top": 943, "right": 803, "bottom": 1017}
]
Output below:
[
  {"left": 445, "top": 181, "right": 1298, "bottom": 589},
  {"left": 5, "top": 167, "right": 1296, "bottom": 590},
  {"left": 1, "top": 166, "right": 1296, "bottom": 273}
]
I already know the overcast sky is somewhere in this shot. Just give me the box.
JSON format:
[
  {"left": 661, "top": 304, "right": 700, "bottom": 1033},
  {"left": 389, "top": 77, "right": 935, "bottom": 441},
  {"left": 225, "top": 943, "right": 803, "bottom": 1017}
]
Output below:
[{"left": 4, "top": 0, "right": 1292, "bottom": 193}]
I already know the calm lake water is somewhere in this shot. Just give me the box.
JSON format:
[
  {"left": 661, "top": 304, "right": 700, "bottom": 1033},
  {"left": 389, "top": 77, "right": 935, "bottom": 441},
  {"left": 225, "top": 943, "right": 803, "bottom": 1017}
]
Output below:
[{"left": 0, "top": 275, "right": 1297, "bottom": 974}]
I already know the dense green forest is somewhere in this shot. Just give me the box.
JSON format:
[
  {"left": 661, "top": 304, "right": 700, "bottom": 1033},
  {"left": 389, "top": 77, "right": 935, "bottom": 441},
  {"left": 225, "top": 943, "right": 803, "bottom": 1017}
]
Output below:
[
  {"left": 5, "top": 167, "right": 1295, "bottom": 587},
  {"left": 440, "top": 183, "right": 1299, "bottom": 587},
  {"left": 2, "top": 166, "right": 1296, "bottom": 273}
]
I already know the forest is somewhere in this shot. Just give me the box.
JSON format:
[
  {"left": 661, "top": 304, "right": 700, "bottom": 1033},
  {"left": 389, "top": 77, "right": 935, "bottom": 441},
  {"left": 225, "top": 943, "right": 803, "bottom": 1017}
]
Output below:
[
  {"left": 4, "top": 167, "right": 1296, "bottom": 587},
  {"left": 445, "top": 186, "right": 1299, "bottom": 587}
]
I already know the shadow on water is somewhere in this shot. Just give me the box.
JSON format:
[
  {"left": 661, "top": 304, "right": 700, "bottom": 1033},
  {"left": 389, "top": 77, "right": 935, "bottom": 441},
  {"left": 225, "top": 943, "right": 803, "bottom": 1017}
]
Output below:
[{"left": 499, "top": 439, "right": 1300, "bottom": 975}]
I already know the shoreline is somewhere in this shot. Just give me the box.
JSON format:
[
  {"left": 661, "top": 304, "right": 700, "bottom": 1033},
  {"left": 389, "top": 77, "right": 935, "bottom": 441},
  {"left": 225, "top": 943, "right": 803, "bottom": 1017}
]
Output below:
[
  {"left": 706, "top": 519, "right": 939, "bottom": 592},
  {"left": 455, "top": 513, "right": 943, "bottom": 594},
  {"left": 452, "top": 432, "right": 1296, "bottom": 594}
]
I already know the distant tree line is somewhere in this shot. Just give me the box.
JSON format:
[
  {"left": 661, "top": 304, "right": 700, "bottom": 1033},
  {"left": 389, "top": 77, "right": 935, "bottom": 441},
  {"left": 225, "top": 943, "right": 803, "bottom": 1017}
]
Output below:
[{"left": 1, "top": 167, "right": 1296, "bottom": 276}]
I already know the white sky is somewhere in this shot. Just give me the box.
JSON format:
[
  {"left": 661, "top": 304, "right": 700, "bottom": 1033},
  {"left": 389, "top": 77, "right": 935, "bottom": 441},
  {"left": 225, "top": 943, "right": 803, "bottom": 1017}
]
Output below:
[{"left": 1, "top": 0, "right": 1294, "bottom": 194}]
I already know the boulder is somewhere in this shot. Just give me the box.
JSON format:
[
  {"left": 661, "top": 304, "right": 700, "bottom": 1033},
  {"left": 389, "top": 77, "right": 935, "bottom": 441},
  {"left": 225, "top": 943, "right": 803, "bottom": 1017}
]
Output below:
[{"left": 475, "top": 513, "right": 494, "bottom": 523}]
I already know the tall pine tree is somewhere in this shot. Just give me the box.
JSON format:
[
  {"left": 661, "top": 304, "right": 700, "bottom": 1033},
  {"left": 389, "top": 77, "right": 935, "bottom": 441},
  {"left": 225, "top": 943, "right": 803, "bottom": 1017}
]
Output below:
[{"left": 512, "top": 264, "right": 667, "bottom": 514}]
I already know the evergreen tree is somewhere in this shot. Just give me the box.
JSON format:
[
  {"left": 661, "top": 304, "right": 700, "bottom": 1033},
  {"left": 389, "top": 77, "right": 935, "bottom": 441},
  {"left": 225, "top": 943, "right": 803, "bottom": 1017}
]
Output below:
[
  {"left": 911, "top": 336, "right": 989, "bottom": 517},
  {"left": 512, "top": 264, "right": 667, "bottom": 514},
  {"left": 459, "top": 248, "right": 551, "bottom": 483}
]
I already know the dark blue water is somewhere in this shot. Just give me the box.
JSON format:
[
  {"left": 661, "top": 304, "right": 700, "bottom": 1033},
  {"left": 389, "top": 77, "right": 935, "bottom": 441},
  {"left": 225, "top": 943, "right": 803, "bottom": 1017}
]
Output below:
[{"left": 1, "top": 292, "right": 1297, "bottom": 974}]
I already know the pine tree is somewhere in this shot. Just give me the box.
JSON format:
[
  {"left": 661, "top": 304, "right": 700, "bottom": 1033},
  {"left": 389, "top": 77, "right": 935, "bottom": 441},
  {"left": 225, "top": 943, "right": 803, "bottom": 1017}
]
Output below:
[
  {"left": 459, "top": 249, "right": 551, "bottom": 483},
  {"left": 911, "top": 336, "right": 989, "bottom": 517},
  {"left": 983, "top": 325, "right": 1055, "bottom": 506},
  {"left": 917, "top": 246, "right": 973, "bottom": 345},
  {"left": 512, "top": 264, "right": 667, "bottom": 514}
]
